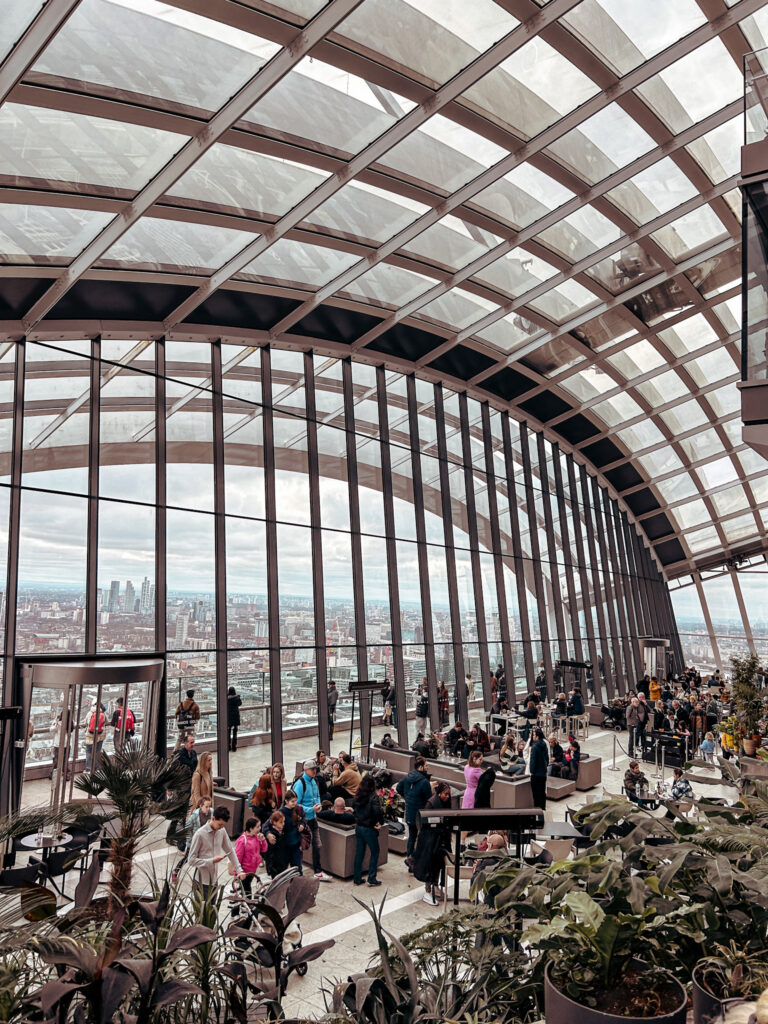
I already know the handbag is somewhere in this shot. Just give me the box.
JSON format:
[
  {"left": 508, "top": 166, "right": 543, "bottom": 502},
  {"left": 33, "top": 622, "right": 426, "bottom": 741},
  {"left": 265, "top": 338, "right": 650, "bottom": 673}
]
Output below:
[{"left": 299, "top": 826, "right": 311, "bottom": 851}]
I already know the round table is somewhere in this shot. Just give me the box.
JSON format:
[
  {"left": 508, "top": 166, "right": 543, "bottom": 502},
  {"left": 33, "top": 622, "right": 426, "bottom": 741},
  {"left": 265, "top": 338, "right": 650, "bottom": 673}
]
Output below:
[{"left": 19, "top": 831, "right": 72, "bottom": 851}]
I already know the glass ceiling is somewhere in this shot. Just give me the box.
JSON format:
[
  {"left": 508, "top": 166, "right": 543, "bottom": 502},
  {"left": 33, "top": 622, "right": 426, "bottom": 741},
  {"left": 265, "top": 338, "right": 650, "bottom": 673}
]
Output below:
[{"left": 0, "top": 0, "right": 761, "bottom": 578}]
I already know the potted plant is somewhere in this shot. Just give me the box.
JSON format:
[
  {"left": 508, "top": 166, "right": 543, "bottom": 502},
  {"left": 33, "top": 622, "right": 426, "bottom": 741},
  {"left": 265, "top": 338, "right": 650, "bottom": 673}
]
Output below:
[
  {"left": 693, "top": 944, "right": 768, "bottom": 1024},
  {"left": 71, "top": 740, "right": 190, "bottom": 916},
  {"left": 526, "top": 891, "right": 687, "bottom": 1023},
  {"left": 732, "top": 653, "right": 763, "bottom": 755}
]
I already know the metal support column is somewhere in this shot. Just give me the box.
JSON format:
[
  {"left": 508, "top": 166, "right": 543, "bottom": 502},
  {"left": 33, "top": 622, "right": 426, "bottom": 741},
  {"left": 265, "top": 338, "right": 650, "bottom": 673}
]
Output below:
[
  {"left": 519, "top": 424, "right": 554, "bottom": 698},
  {"left": 305, "top": 352, "right": 330, "bottom": 753},
  {"left": 155, "top": 339, "right": 167, "bottom": 756},
  {"left": 589, "top": 476, "right": 623, "bottom": 696},
  {"left": 551, "top": 446, "right": 583, "bottom": 663},
  {"left": 565, "top": 456, "right": 601, "bottom": 706},
  {"left": 261, "top": 348, "right": 283, "bottom": 764},
  {"left": 211, "top": 341, "right": 230, "bottom": 781},
  {"left": 536, "top": 434, "right": 568, "bottom": 665},
  {"left": 377, "top": 366, "right": 408, "bottom": 747}
]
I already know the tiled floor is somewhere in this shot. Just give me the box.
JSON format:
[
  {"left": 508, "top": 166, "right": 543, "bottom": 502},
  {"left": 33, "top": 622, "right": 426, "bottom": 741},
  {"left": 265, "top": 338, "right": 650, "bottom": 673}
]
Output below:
[{"left": 14, "top": 721, "right": 732, "bottom": 1021}]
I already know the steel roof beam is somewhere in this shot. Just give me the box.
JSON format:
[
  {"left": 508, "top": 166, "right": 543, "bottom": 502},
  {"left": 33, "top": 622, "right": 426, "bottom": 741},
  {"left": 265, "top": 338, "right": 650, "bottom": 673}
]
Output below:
[{"left": 21, "top": 0, "right": 368, "bottom": 331}]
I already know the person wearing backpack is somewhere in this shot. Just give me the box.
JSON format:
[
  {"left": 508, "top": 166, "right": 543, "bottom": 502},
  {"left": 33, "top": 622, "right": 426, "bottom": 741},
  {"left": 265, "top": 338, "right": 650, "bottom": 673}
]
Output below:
[
  {"left": 174, "top": 689, "right": 201, "bottom": 749},
  {"left": 84, "top": 702, "right": 106, "bottom": 771},
  {"left": 110, "top": 696, "right": 135, "bottom": 753},
  {"left": 294, "top": 759, "right": 331, "bottom": 882}
]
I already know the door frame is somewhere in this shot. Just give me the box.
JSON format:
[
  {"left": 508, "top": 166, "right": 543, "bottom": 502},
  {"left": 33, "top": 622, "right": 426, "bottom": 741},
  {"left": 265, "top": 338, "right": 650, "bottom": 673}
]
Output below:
[{"left": 3, "top": 653, "right": 166, "bottom": 818}]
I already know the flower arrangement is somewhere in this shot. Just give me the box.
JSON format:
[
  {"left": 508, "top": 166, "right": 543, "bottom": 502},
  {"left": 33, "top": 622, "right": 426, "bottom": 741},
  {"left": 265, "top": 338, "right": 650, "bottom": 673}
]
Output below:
[{"left": 377, "top": 786, "right": 405, "bottom": 821}]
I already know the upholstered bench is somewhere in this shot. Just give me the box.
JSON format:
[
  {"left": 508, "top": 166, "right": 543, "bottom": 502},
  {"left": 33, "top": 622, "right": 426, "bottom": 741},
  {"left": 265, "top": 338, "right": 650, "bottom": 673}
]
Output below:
[
  {"left": 302, "top": 820, "right": 390, "bottom": 879},
  {"left": 546, "top": 776, "right": 576, "bottom": 800},
  {"left": 575, "top": 754, "right": 602, "bottom": 791}
]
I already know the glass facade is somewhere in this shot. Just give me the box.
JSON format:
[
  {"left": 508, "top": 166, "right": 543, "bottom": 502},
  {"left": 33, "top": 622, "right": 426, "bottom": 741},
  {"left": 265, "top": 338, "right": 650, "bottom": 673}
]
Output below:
[{"left": 0, "top": 339, "right": 676, "bottom": 778}]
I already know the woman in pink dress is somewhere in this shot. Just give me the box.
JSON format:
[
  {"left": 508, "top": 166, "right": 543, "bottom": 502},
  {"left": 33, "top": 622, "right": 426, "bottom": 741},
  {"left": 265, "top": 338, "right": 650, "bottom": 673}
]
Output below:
[{"left": 462, "top": 750, "right": 485, "bottom": 809}]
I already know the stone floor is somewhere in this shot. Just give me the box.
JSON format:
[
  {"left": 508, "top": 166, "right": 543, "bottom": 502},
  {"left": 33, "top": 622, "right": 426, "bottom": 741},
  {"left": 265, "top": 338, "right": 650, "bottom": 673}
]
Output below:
[{"left": 14, "top": 720, "right": 733, "bottom": 1021}]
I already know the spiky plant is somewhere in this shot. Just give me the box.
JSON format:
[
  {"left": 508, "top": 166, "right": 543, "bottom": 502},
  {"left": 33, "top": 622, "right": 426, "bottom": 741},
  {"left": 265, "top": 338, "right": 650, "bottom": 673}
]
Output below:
[
  {"left": 73, "top": 741, "right": 189, "bottom": 915},
  {"left": 732, "top": 652, "right": 763, "bottom": 742}
]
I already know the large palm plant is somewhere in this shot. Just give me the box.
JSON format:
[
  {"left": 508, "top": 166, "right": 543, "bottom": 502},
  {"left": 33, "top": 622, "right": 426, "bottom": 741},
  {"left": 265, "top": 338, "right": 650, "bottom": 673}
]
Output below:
[{"left": 73, "top": 742, "right": 189, "bottom": 915}]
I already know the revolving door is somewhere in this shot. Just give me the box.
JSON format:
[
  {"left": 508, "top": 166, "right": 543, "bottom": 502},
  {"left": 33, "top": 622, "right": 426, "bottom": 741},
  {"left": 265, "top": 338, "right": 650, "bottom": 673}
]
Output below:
[{"left": 11, "top": 658, "right": 165, "bottom": 816}]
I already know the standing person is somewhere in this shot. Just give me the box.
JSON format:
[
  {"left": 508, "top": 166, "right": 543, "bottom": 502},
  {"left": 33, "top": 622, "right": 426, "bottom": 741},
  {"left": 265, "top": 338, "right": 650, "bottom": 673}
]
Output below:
[
  {"left": 262, "top": 811, "right": 289, "bottom": 878},
  {"left": 637, "top": 694, "right": 650, "bottom": 754},
  {"left": 352, "top": 774, "right": 384, "bottom": 887},
  {"left": 191, "top": 751, "right": 214, "bottom": 807},
  {"left": 384, "top": 682, "right": 397, "bottom": 729},
  {"left": 84, "top": 702, "right": 106, "bottom": 771},
  {"left": 227, "top": 687, "right": 242, "bottom": 753},
  {"left": 174, "top": 732, "right": 198, "bottom": 802},
  {"left": 529, "top": 727, "right": 549, "bottom": 811},
  {"left": 396, "top": 755, "right": 432, "bottom": 868},
  {"left": 438, "top": 681, "right": 449, "bottom": 730},
  {"left": 270, "top": 763, "right": 286, "bottom": 807},
  {"left": 172, "top": 795, "right": 212, "bottom": 884},
  {"left": 186, "top": 806, "right": 245, "bottom": 900},
  {"left": 110, "top": 696, "right": 135, "bottom": 754},
  {"left": 626, "top": 698, "right": 642, "bottom": 758},
  {"left": 234, "top": 817, "right": 267, "bottom": 895},
  {"left": 293, "top": 759, "right": 331, "bottom": 882},
  {"left": 327, "top": 681, "right": 338, "bottom": 740},
  {"left": 278, "top": 789, "right": 307, "bottom": 874},
  {"left": 413, "top": 782, "right": 452, "bottom": 906},
  {"left": 415, "top": 683, "right": 430, "bottom": 738},
  {"left": 174, "top": 689, "right": 201, "bottom": 749},
  {"left": 249, "top": 773, "right": 276, "bottom": 825},
  {"left": 462, "top": 750, "right": 484, "bottom": 809},
  {"left": 465, "top": 672, "right": 475, "bottom": 702}
]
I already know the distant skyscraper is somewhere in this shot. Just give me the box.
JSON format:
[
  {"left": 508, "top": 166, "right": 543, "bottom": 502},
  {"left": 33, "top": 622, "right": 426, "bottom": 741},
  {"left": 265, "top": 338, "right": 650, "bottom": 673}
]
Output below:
[
  {"left": 107, "top": 580, "right": 120, "bottom": 613},
  {"left": 140, "top": 576, "right": 152, "bottom": 614},
  {"left": 149, "top": 584, "right": 155, "bottom": 613},
  {"left": 124, "top": 580, "right": 135, "bottom": 615},
  {"left": 175, "top": 612, "right": 190, "bottom": 646}
]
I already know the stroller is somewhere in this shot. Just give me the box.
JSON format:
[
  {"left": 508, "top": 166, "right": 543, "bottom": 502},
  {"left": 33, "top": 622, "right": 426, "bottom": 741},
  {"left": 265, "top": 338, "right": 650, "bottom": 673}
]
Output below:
[
  {"left": 601, "top": 702, "right": 626, "bottom": 731},
  {"left": 227, "top": 867, "right": 311, "bottom": 980}
]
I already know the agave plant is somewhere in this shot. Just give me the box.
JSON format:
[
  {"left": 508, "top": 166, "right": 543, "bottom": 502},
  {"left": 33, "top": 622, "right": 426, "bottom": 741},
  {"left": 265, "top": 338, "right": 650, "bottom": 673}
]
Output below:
[{"left": 72, "top": 741, "right": 190, "bottom": 915}]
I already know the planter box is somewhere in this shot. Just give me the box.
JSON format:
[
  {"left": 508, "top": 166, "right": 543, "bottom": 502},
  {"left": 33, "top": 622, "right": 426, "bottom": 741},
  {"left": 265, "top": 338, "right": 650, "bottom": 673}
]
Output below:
[
  {"left": 576, "top": 755, "right": 602, "bottom": 791},
  {"left": 740, "top": 755, "right": 768, "bottom": 779},
  {"left": 544, "top": 962, "right": 687, "bottom": 1024},
  {"left": 302, "top": 820, "right": 390, "bottom": 879}
]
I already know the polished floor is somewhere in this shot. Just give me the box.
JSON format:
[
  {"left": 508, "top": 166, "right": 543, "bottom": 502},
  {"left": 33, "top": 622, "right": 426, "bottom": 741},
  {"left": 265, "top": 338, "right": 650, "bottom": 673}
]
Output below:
[{"left": 15, "top": 719, "right": 731, "bottom": 1020}]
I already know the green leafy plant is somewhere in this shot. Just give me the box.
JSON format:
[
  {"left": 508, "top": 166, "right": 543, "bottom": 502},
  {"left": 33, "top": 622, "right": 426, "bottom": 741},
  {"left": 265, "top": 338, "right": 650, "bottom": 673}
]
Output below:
[
  {"left": 732, "top": 653, "right": 763, "bottom": 742},
  {"left": 72, "top": 741, "right": 190, "bottom": 915},
  {"left": 695, "top": 943, "right": 768, "bottom": 1001}
]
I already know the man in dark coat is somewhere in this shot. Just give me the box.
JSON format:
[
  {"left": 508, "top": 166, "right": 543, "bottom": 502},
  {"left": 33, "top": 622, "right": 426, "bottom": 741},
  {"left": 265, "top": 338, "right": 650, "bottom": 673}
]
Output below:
[
  {"left": 396, "top": 756, "right": 432, "bottom": 865},
  {"left": 529, "top": 727, "right": 549, "bottom": 810}
]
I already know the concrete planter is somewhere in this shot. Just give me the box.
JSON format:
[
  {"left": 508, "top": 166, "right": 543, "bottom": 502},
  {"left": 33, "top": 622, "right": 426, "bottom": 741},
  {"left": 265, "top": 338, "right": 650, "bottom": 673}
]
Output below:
[{"left": 544, "top": 962, "right": 687, "bottom": 1024}]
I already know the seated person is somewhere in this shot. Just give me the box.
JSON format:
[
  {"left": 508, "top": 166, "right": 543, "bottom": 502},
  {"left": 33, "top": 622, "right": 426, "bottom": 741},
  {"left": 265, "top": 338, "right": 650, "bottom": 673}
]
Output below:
[
  {"left": 661, "top": 683, "right": 674, "bottom": 704},
  {"left": 445, "top": 720, "right": 468, "bottom": 756},
  {"left": 547, "top": 734, "right": 565, "bottom": 776},
  {"left": 669, "top": 766, "right": 694, "bottom": 803},
  {"left": 411, "top": 732, "right": 430, "bottom": 757},
  {"left": 524, "top": 690, "right": 542, "bottom": 706},
  {"left": 491, "top": 697, "right": 509, "bottom": 734},
  {"left": 563, "top": 738, "right": 580, "bottom": 780},
  {"left": 520, "top": 700, "right": 539, "bottom": 742},
  {"left": 317, "top": 795, "right": 356, "bottom": 826},
  {"left": 328, "top": 753, "right": 361, "bottom": 801},
  {"left": 552, "top": 693, "right": 568, "bottom": 725},
  {"left": 463, "top": 723, "right": 491, "bottom": 757},
  {"left": 623, "top": 760, "right": 650, "bottom": 803},
  {"left": 380, "top": 733, "right": 398, "bottom": 750},
  {"left": 567, "top": 688, "right": 585, "bottom": 716},
  {"left": 499, "top": 737, "right": 526, "bottom": 776}
]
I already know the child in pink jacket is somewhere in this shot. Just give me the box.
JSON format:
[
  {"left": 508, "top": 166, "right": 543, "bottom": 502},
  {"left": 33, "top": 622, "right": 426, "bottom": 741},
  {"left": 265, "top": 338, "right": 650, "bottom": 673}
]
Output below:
[{"left": 234, "top": 816, "right": 268, "bottom": 895}]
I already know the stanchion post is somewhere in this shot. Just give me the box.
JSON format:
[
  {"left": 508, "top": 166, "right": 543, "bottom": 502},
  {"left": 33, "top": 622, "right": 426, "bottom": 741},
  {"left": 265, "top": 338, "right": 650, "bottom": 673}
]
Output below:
[
  {"left": 654, "top": 738, "right": 660, "bottom": 779},
  {"left": 661, "top": 743, "right": 666, "bottom": 785},
  {"left": 608, "top": 732, "right": 620, "bottom": 771}
]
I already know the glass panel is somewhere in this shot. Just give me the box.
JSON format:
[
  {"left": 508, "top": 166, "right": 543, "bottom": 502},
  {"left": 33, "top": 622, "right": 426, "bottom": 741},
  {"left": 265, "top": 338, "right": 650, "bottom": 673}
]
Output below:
[
  {"left": 23, "top": 343, "right": 91, "bottom": 494},
  {"left": 100, "top": 366, "right": 156, "bottom": 502},
  {"left": 324, "top": 529, "right": 355, "bottom": 646},
  {"left": 606, "top": 157, "right": 698, "bottom": 224},
  {"left": 277, "top": 523, "right": 313, "bottom": 638},
  {"left": 99, "top": 217, "right": 256, "bottom": 275},
  {"left": 547, "top": 104, "right": 655, "bottom": 185},
  {"left": 237, "top": 238, "right": 360, "bottom": 289},
  {"left": 307, "top": 180, "right": 428, "bottom": 245},
  {"left": 226, "top": 516, "right": 268, "bottom": 649},
  {"left": 166, "top": 380, "right": 214, "bottom": 512},
  {"left": 0, "top": 204, "right": 112, "bottom": 264},
  {"left": 166, "top": 509, "right": 215, "bottom": 647},
  {"left": 17, "top": 489, "right": 87, "bottom": 653},
  {"left": 36, "top": 0, "right": 278, "bottom": 111},
  {"left": 0, "top": 103, "right": 187, "bottom": 193},
  {"left": 97, "top": 501, "right": 155, "bottom": 651},
  {"left": 1, "top": 1, "right": 45, "bottom": 63}
]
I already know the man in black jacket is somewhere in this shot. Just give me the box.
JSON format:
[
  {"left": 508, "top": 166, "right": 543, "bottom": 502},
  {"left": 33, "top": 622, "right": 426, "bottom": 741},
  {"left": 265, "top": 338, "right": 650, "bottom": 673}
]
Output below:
[
  {"left": 529, "top": 728, "right": 549, "bottom": 810},
  {"left": 396, "top": 756, "right": 432, "bottom": 865}
]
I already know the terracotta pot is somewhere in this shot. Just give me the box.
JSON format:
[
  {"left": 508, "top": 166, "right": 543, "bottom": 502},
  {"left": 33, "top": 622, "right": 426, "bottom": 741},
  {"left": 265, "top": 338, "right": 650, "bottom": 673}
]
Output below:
[
  {"left": 544, "top": 962, "right": 688, "bottom": 1024},
  {"left": 743, "top": 739, "right": 757, "bottom": 757}
]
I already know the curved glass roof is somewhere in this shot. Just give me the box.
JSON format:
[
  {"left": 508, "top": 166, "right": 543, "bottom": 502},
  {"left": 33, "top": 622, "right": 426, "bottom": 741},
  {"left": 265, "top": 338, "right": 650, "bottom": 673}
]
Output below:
[{"left": 0, "top": 0, "right": 764, "bottom": 578}]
